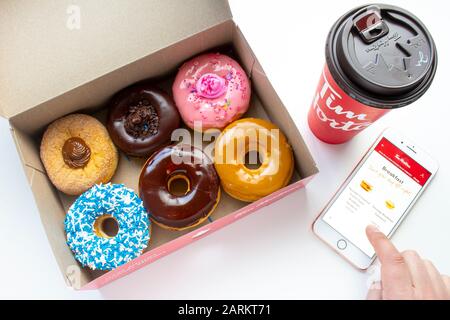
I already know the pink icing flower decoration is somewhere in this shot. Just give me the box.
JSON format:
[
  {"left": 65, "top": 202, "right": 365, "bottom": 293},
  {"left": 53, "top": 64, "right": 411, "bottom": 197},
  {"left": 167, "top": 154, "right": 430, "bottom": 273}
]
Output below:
[{"left": 196, "top": 73, "right": 227, "bottom": 99}]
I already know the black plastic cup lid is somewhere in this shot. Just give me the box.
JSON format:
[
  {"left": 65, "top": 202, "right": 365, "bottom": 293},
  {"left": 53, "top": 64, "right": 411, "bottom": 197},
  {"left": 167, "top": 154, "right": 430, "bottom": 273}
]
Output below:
[{"left": 326, "top": 4, "right": 437, "bottom": 109}]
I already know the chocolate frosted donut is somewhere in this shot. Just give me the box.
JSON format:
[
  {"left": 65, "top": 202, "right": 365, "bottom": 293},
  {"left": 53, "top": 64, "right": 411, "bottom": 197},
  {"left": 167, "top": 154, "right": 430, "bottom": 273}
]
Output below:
[
  {"left": 139, "top": 144, "right": 220, "bottom": 231},
  {"left": 107, "top": 82, "right": 180, "bottom": 157}
]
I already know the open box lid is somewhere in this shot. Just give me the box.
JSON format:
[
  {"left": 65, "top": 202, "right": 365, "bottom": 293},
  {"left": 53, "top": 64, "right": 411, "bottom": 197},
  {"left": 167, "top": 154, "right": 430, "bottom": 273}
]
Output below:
[{"left": 0, "top": 0, "right": 232, "bottom": 119}]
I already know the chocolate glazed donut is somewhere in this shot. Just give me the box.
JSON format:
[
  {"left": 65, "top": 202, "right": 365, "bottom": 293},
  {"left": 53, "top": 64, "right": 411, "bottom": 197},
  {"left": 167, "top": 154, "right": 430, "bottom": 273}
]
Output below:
[
  {"left": 107, "top": 82, "right": 180, "bottom": 157},
  {"left": 139, "top": 144, "right": 221, "bottom": 231}
]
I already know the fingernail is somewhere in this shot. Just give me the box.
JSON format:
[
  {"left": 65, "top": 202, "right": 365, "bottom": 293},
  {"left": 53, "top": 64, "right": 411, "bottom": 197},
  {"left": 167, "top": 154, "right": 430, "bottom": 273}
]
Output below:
[
  {"left": 370, "top": 281, "right": 382, "bottom": 290},
  {"left": 367, "top": 225, "right": 380, "bottom": 233}
]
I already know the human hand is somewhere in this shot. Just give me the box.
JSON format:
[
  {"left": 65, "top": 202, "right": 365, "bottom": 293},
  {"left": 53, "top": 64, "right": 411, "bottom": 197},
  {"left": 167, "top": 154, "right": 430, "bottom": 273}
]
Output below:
[{"left": 366, "top": 225, "right": 450, "bottom": 300}]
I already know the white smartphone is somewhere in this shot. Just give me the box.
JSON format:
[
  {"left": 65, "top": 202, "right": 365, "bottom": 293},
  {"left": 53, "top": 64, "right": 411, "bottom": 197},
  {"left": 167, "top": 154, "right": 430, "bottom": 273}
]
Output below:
[{"left": 313, "top": 128, "right": 439, "bottom": 270}]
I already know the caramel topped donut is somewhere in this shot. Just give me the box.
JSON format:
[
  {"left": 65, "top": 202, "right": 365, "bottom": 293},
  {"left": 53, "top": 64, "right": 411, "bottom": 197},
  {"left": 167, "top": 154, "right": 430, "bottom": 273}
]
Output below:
[
  {"left": 107, "top": 82, "right": 180, "bottom": 157},
  {"left": 139, "top": 144, "right": 220, "bottom": 231},
  {"left": 214, "top": 118, "right": 294, "bottom": 202}
]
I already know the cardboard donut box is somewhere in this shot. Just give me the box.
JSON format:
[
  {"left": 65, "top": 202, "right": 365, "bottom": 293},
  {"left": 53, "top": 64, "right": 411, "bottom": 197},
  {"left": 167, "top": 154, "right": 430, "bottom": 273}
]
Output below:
[{"left": 0, "top": 0, "right": 318, "bottom": 289}]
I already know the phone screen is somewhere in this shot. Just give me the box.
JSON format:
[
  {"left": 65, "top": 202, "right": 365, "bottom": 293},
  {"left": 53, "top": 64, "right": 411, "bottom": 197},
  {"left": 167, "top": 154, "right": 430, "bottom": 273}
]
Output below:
[{"left": 322, "top": 137, "right": 431, "bottom": 257}]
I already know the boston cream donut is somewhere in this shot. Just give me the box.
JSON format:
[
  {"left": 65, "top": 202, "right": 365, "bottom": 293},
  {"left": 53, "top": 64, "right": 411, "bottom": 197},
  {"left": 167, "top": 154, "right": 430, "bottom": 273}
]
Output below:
[
  {"left": 214, "top": 118, "right": 294, "bottom": 202},
  {"left": 172, "top": 53, "right": 251, "bottom": 131},
  {"left": 107, "top": 82, "right": 180, "bottom": 157},
  {"left": 40, "top": 114, "right": 118, "bottom": 196},
  {"left": 139, "top": 144, "right": 220, "bottom": 231}
]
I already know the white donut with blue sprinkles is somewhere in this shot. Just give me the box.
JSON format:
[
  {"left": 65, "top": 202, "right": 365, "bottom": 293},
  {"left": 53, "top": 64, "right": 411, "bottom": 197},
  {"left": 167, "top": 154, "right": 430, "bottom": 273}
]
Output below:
[{"left": 65, "top": 183, "right": 151, "bottom": 270}]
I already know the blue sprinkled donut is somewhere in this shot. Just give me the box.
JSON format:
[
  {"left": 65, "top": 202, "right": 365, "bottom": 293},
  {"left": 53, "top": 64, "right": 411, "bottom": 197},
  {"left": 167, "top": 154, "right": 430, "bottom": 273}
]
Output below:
[{"left": 65, "top": 183, "right": 150, "bottom": 270}]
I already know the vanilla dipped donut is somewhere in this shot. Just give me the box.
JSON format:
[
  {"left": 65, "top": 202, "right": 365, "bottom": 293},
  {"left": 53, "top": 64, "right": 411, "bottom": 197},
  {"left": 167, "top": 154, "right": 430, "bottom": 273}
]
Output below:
[
  {"left": 214, "top": 118, "right": 294, "bottom": 202},
  {"left": 172, "top": 53, "right": 251, "bottom": 131}
]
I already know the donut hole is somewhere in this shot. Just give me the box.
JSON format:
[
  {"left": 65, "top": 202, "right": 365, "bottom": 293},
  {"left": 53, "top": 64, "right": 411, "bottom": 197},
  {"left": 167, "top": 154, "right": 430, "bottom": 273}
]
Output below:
[
  {"left": 93, "top": 215, "right": 119, "bottom": 239},
  {"left": 168, "top": 174, "right": 191, "bottom": 197},
  {"left": 244, "top": 151, "right": 264, "bottom": 170}
]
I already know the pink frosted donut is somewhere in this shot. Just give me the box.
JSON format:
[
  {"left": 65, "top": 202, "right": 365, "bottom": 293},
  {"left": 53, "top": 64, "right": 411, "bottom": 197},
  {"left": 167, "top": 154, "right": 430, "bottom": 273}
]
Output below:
[{"left": 172, "top": 53, "right": 251, "bottom": 130}]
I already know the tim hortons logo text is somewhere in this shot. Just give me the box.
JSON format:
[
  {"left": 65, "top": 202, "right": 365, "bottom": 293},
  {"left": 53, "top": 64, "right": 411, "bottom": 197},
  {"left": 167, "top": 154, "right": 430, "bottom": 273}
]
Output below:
[{"left": 312, "top": 71, "right": 372, "bottom": 131}]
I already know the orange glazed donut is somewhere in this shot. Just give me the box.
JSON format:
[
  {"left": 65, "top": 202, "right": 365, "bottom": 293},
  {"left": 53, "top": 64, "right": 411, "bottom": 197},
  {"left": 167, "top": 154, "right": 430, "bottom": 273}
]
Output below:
[{"left": 214, "top": 118, "right": 294, "bottom": 202}]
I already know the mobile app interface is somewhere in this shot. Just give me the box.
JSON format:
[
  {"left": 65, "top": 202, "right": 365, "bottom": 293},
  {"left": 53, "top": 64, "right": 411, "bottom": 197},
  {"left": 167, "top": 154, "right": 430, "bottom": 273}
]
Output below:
[{"left": 323, "top": 138, "right": 431, "bottom": 257}]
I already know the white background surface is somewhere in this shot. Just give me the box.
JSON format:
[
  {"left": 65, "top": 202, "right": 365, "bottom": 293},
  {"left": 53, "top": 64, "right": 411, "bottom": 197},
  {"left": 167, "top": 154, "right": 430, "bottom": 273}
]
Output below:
[{"left": 1, "top": 0, "right": 449, "bottom": 299}]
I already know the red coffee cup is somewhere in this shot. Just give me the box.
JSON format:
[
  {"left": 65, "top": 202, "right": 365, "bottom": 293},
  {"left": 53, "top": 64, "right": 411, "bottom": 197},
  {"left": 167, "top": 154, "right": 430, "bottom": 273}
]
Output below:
[{"left": 308, "top": 4, "right": 437, "bottom": 144}]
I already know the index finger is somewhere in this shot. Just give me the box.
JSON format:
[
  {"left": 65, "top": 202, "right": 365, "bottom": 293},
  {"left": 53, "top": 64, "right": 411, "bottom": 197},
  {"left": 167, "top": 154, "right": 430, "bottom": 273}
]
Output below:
[{"left": 366, "top": 225, "right": 413, "bottom": 298}]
